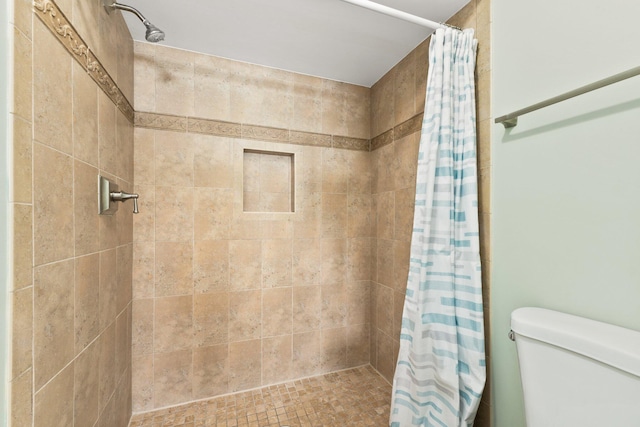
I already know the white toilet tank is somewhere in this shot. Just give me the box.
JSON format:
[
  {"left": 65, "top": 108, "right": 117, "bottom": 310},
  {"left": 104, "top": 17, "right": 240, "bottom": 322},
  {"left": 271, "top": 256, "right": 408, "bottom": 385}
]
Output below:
[{"left": 510, "top": 307, "right": 640, "bottom": 427}]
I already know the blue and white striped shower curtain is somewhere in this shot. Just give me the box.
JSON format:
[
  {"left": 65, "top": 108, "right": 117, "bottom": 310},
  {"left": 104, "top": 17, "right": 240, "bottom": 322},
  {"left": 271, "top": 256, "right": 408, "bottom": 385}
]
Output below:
[{"left": 389, "top": 28, "right": 486, "bottom": 427}]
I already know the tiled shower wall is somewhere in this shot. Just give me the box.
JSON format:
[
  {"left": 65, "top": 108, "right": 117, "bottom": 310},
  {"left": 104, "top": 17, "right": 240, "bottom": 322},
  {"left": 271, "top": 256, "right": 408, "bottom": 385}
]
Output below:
[
  {"left": 369, "top": 0, "right": 492, "bottom": 425},
  {"left": 131, "top": 44, "right": 374, "bottom": 411},
  {"left": 9, "top": 0, "right": 134, "bottom": 426}
]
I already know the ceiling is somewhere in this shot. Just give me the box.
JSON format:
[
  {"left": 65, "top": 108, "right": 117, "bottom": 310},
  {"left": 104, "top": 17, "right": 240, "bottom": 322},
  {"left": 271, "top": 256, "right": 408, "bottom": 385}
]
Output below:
[{"left": 121, "top": 0, "right": 470, "bottom": 87}]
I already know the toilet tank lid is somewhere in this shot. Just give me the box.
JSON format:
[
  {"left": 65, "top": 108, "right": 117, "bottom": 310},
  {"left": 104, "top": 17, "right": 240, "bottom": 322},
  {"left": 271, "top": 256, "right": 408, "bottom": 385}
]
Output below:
[{"left": 511, "top": 307, "right": 640, "bottom": 378}]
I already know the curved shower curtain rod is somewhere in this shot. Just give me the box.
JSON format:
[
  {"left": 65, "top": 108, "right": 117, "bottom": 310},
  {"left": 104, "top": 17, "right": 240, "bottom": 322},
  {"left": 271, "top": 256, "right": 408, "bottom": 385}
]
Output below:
[{"left": 339, "top": 0, "right": 459, "bottom": 31}]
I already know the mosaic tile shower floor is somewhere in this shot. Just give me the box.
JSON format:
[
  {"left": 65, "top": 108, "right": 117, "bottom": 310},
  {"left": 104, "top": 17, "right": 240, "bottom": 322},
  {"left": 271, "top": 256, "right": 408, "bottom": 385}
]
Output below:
[{"left": 129, "top": 366, "right": 392, "bottom": 427}]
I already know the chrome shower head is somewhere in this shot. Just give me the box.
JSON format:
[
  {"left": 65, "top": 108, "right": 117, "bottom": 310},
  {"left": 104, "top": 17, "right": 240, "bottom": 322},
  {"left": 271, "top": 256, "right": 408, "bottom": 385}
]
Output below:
[
  {"left": 143, "top": 20, "right": 165, "bottom": 43},
  {"left": 103, "top": 0, "right": 165, "bottom": 43}
]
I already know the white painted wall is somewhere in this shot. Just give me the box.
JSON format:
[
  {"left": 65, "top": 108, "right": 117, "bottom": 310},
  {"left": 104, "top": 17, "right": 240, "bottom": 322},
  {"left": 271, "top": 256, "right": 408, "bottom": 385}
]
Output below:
[
  {"left": 0, "top": 0, "right": 11, "bottom": 424},
  {"left": 491, "top": 0, "right": 640, "bottom": 425}
]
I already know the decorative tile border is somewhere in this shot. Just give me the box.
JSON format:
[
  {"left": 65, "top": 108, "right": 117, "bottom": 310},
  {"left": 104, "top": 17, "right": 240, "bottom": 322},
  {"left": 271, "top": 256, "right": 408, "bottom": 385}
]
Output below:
[
  {"left": 135, "top": 112, "right": 188, "bottom": 132},
  {"left": 135, "top": 111, "right": 371, "bottom": 152},
  {"left": 394, "top": 113, "right": 423, "bottom": 141},
  {"left": 371, "top": 112, "right": 424, "bottom": 151},
  {"left": 241, "top": 124, "right": 289, "bottom": 143},
  {"left": 188, "top": 117, "right": 241, "bottom": 138},
  {"left": 332, "top": 136, "right": 370, "bottom": 151},
  {"left": 371, "top": 129, "right": 394, "bottom": 151},
  {"left": 33, "top": 0, "right": 135, "bottom": 123}
]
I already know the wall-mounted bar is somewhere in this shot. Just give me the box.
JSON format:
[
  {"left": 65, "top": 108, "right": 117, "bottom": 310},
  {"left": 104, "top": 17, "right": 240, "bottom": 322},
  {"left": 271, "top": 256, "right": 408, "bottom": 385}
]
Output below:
[
  {"left": 495, "top": 65, "right": 640, "bottom": 128},
  {"left": 339, "top": 0, "right": 446, "bottom": 30}
]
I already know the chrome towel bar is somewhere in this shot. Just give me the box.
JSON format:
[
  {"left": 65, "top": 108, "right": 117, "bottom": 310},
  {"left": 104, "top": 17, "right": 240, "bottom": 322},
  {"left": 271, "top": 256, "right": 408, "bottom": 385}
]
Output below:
[{"left": 495, "top": 65, "right": 640, "bottom": 128}]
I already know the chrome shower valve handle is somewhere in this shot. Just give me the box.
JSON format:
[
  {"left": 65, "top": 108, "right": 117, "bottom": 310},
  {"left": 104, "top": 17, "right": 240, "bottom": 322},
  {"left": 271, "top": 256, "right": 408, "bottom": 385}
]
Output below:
[{"left": 110, "top": 191, "right": 140, "bottom": 214}]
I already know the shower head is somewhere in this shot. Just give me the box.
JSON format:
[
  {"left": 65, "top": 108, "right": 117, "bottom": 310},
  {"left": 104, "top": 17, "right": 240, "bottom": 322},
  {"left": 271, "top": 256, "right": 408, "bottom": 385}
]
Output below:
[
  {"left": 143, "top": 20, "right": 165, "bottom": 43},
  {"left": 103, "top": 0, "right": 165, "bottom": 43}
]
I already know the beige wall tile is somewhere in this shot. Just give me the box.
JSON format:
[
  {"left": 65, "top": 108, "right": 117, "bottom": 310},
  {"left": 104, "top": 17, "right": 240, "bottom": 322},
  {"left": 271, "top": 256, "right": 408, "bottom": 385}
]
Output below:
[
  {"left": 393, "top": 290, "right": 405, "bottom": 343},
  {"left": 229, "top": 290, "right": 261, "bottom": 341},
  {"left": 228, "top": 340, "right": 261, "bottom": 392},
  {"left": 33, "top": 21, "right": 73, "bottom": 155},
  {"left": 193, "top": 134, "right": 234, "bottom": 188},
  {"left": 132, "top": 298, "right": 154, "bottom": 356},
  {"left": 154, "top": 131, "right": 194, "bottom": 187},
  {"left": 133, "top": 185, "right": 155, "bottom": 243},
  {"left": 133, "top": 42, "right": 156, "bottom": 112},
  {"left": 115, "top": 308, "right": 130, "bottom": 380},
  {"left": 262, "top": 239, "right": 292, "bottom": 288},
  {"left": 34, "top": 260, "right": 75, "bottom": 390},
  {"left": 75, "top": 254, "right": 100, "bottom": 353},
  {"left": 194, "top": 292, "right": 229, "bottom": 347},
  {"left": 116, "top": 112, "right": 135, "bottom": 183},
  {"left": 394, "top": 51, "right": 416, "bottom": 125},
  {"left": 293, "top": 194, "right": 321, "bottom": 239},
  {"left": 376, "top": 332, "right": 395, "bottom": 383},
  {"left": 229, "top": 240, "right": 262, "bottom": 291},
  {"left": 394, "top": 133, "right": 420, "bottom": 190},
  {"left": 347, "top": 238, "right": 372, "bottom": 282},
  {"left": 155, "top": 48, "right": 195, "bottom": 117},
  {"left": 34, "top": 363, "right": 74, "bottom": 427},
  {"left": 132, "top": 354, "right": 154, "bottom": 412},
  {"left": 321, "top": 284, "right": 347, "bottom": 329},
  {"left": 292, "top": 331, "right": 322, "bottom": 378},
  {"left": 348, "top": 150, "right": 372, "bottom": 194},
  {"left": 12, "top": 204, "right": 32, "bottom": 290},
  {"left": 133, "top": 242, "right": 155, "bottom": 299},
  {"left": 376, "top": 283, "right": 394, "bottom": 338},
  {"left": 155, "top": 241, "right": 193, "bottom": 297},
  {"left": 371, "top": 70, "right": 395, "bottom": 138},
  {"left": 12, "top": 115, "right": 32, "bottom": 204},
  {"left": 292, "top": 285, "right": 321, "bottom": 334},
  {"left": 194, "top": 54, "right": 232, "bottom": 121},
  {"left": 74, "top": 340, "right": 100, "bottom": 427},
  {"left": 293, "top": 74, "right": 322, "bottom": 133},
  {"left": 262, "top": 335, "right": 292, "bottom": 384},
  {"left": 154, "top": 349, "right": 193, "bottom": 408},
  {"left": 347, "top": 193, "right": 373, "bottom": 238},
  {"left": 11, "top": 370, "right": 32, "bottom": 427},
  {"left": 74, "top": 160, "right": 100, "bottom": 256},
  {"left": 193, "top": 345, "right": 228, "bottom": 399},
  {"left": 292, "top": 239, "right": 321, "bottom": 286},
  {"left": 377, "top": 238, "right": 394, "bottom": 287},
  {"left": 98, "top": 323, "right": 116, "bottom": 413},
  {"left": 320, "top": 238, "right": 347, "bottom": 285},
  {"left": 394, "top": 187, "right": 415, "bottom": 242},
  {"left": 347, "top": 323, "right": 370, "bottom": 367},
  {"left": 14, "top": 0, "right": 33, "bottom": 39},
  {"left": 72, "top": 62, "right": 99, "bottom": 166},
  {"left": 99, "top": 93, "right": 118, "bottom": 177},
  {"left": 116, "top": 177, "right": 134, "bottom": 246},
  {"left": 12, "top": 287, "right": 32, "bottom": 379},
  {"left": 33, "top": 144, "right": 74, "bottom": 266},
  {"left": 321, "top": 193, "right": 347, "bottom": 238},
  {"left": 99, "top": 186, "right": 119, "bottom": 250},
  {"left": 393, "top": 240, "right": 411, "bottom": 294},
  {"left": 134, "top": 127, "right": 155, "bottom": 185},
  {"left": 346, "top": 281, "right": 369, "bottom": 326},
  {"left": 262, "top": 287, "right": 292, "bottom": 337},
  {"left": 321, "top": 327, "right": 347, "bottom": 372},
  {"left": 322, "top": 148, "right": 349, "bottom": 194},
  {"left": 376, "top": 191, "right": 395, "bottom": 240},
  {"left": 99, "top": 249, "right": 117, "bottom": 330},
  {"left": 193, "top": 240, "right": 229, "bottom": 293},
  {"left": 154, "top": 295, "right": 194, "bottom": 353},
  {"left": 155, "top": 186, "right": 194, "bottom": 242},
  {"left": 345, "top": 84, "right": 371, "bottom": 139},
  {"left": 194, "top": 188, "right": 232, "bottom": 240}
]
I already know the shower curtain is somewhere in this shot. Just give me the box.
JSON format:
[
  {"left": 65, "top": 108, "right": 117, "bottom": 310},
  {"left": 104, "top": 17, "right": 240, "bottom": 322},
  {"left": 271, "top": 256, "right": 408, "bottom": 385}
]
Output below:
[{"left": 389, "top": 28, "right": 485, "bottom": 427}]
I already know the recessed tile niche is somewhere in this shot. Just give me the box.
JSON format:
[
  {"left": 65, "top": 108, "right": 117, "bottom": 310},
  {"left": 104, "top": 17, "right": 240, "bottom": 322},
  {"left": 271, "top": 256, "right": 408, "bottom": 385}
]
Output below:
[{"left": 243, "top": 149, "right": 294, "bottom": 212}]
